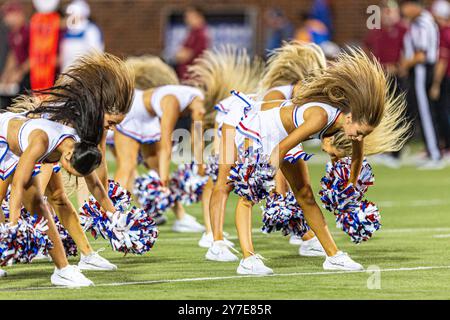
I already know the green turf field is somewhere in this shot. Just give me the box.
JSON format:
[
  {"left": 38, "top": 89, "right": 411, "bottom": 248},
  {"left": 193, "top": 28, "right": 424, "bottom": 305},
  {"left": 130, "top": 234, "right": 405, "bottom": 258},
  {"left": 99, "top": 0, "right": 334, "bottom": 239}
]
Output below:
[{"left": 1, "top": 157, "right": 450, "bottom": 300}]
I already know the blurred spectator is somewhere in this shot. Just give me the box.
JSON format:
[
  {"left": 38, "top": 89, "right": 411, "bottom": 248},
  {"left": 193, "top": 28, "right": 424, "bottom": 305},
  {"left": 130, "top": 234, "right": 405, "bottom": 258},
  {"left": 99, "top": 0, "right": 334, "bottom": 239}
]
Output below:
[
  {"left": 0, "top": 1, "right": 30, "bottom": 99},
  {"left": 0, "top": 16, "right": 9, "bottom": 109},
  {"left": 294, "top": 12, "right": 330, "bottom": 45},
  {"left": 60, "top": 0, "right": 104, "bottom": 72},
  {"left": 430, "top": 0, "right": 450, "bottom": 156},
  {"left": 264, "top": 7, "right": 294, "bottom": 55},
  {"left": 311, "top": 0, "right": 333, "bottom": 36},
  {"left": 399, "top": 0, "right": 443, "bottom": 169},
  {"left": 320, "top": 41, "right": 341, "bottom": 60},
  {"left": 365, "top": 1, "right": 407, "bottom": 76},
  {"left": 29, "top": 0, "right": 61, "bottom": 90},
  {"left": 175, "top": 6, "right": 209, "bottom": 80}
]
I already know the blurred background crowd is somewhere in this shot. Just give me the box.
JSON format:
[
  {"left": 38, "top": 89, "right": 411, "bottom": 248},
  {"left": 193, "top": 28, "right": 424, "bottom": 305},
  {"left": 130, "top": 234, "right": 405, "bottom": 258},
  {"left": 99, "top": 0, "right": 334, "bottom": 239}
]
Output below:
[{"left": 0, "top": 0, "right": 449, "bottom": 169}]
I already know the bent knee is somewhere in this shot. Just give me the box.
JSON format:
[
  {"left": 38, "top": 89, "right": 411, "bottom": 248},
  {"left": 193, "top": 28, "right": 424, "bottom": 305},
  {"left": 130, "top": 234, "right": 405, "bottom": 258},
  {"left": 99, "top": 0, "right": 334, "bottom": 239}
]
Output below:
[{"left": 295, "top": 185, "right": 316, "bottom": 206}]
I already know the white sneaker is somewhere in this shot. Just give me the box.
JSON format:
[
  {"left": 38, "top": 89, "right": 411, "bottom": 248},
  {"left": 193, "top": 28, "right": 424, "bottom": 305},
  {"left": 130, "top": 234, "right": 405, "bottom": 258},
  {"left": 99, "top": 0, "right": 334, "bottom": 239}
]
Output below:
[
  {"left": 172, "top": 214, "right": 205, "bottom": 233},
  {"left": 205, "top": 240, "right": 239, "bottom": 262},
  {"left": 78, "top": 250, "right": 117, "bottom": 271},
  {"left": 237, "top": 254, "right": 273, "bottom": 275},
  {"left": 0, "top": 269, "right": 6, "bottom": 278},
  {"left": 198, "top": 232, "right": 235, "bottom": 248},
  {"left": 417, "top": 160, "right": 446, "bottom": 170},
  {"left": 51, "top": 265, "right": 94, "bottom": 287},
  {"left": 323, "top": 251, "right": 364, "bottom": 271},
  {"left": 289, "top": 235, "right": 303, "bottom": 246},
  {"left": 299, "top": 236, "right": 326, "bottom": 257}
]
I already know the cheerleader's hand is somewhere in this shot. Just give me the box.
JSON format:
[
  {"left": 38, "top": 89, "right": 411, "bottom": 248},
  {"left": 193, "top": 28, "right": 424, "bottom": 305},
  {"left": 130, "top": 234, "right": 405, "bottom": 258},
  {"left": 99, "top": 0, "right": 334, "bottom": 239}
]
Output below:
[{"left": 197, "top": 164, "right": 206, "bottom": 176}]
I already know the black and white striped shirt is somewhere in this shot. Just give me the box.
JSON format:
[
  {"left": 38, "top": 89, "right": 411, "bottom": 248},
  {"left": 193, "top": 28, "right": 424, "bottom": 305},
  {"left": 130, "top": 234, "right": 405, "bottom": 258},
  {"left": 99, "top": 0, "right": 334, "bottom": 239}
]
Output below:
[{"left": 403, "top": 10, "right": 439, "bottom": 64}]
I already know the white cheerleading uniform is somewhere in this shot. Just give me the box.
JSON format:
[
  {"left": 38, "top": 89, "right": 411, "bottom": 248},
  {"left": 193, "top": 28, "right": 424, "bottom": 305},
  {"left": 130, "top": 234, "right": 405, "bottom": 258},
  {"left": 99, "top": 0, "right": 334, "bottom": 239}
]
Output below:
[
  {"left": 116, "top": 86, "right": 204, "bottom": 144},
  {"left": 235, "top": 101, "right": 341, "bottom": 163},
  {"left": 214, "top": 85, "right": 295, "bottom": 137},
  {"left": 0, "top": 112, "right": 80, "bottom": 180}
]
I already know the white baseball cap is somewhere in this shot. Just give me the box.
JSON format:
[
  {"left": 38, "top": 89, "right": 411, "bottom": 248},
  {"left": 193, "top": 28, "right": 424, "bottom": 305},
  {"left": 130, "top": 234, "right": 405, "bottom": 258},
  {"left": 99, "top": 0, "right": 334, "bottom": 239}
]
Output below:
[
  {"left": 431, "top": 0, "right": 450, "bottom": 20},
  {"left": 66, "top": 0, "right": 90, "bottom": 18},
  {"left": 32, "top": 0, "right": 60, "bottom": 13}
]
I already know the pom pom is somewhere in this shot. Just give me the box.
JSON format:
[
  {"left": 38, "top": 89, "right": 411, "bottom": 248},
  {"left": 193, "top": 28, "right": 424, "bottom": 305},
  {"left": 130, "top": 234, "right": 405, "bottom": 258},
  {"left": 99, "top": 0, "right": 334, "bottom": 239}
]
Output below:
[
  {"left": 54, "top": 216, "right": 77, "bottom": 257},
  {"left": 335, "top": 201, "right": 381, "bottom": 244},
  {"left": 79, "top": 180, "right": 159, "bottom": 254},
  {"left": 0, "top": 215, "right": 54, "bottom": 266},
  {"left": 319, "top": 157, "right": 380, "bottom": 243},
  {"left": 170, "top": 163, "right": 209, "bottom": 206},
  {"left": 228, "top": 149, "right": 276, "bottom": 203},
  {"left": 134, "top": 170, "right": 174, "bottom": 216},
  {"left": 205, "top": 154, "right": 219, "bottom": 183},
  {"left": 108, "top": 208, "right": 159, "bottom": 255},
  {"left": 261, "top": 192, "right": 310, "bottom": 237},
  {"left": 319, "top": 157, "right": 374, "bottom": 213}
]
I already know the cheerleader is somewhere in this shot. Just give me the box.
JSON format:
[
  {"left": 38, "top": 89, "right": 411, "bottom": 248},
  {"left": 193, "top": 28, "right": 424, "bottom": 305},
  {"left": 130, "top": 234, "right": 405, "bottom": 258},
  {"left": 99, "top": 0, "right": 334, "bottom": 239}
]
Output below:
[
  {"left": 23, "top": 53, "right": 134, "bottom": 270},
  {"left": 203, "top": 42, "right": 327, "bottom": 262},
  {"left": 114, "top": 56, "right": 207, "bottom": 233},
  {"left": 0, "top": 54, "right": 134, "bottom": 286},
  {"left": 187, "top": 46, "right": 264, "bottom": 247},
  {"left": 231, "top": 48, "right": 410, "bottom": 274}
]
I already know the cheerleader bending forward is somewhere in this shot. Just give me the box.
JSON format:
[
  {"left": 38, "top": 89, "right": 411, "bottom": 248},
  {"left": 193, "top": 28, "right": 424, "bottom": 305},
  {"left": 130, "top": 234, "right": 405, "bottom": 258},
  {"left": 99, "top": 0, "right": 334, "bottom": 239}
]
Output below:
[
  {"left": 0, "top": 54, "right": 134, "bottom": 286},
  {"left": 231, "top": 48, "right": 410, "bottom": 275},
  {"left": 202, "top": 42, "right": 329, "bottom": 262},
  {"left": 114, "top": 58, "right": 208, "bottom": 232}
]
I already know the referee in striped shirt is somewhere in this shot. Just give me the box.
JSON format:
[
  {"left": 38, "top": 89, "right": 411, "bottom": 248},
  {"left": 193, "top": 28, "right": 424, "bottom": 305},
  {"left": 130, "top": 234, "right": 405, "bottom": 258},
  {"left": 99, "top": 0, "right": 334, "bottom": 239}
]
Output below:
[{"left": 400, "top": 0, "right": 444, "bottom": 169}]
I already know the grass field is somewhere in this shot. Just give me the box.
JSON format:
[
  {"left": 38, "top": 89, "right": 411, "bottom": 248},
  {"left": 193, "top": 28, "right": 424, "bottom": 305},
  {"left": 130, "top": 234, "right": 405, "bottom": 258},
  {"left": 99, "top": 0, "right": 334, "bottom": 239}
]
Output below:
[{"left": 1, "top": 154, "right": 450, "bottom": 300}]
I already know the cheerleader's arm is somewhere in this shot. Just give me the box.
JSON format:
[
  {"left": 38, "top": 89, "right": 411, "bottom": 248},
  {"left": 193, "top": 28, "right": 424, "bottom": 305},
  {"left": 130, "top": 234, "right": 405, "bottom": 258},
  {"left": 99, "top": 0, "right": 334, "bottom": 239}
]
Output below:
[
  {"left": 159, "top": 99, "right": 181, "bottom": 186},
  {"left": 84, "top": 171, "right": 115, "bottom": 213},
  {"left": 349, "top": 139, "right": 364, "bottom": 185},
  {"left": 96, "top": 131, "right": 109, "bottom": 189},
  {"left": 191, "top": 100, "right": 206, "bottom": 175},
  {"left": 9, "top": 132, "right": 48, "bottom": 225}
]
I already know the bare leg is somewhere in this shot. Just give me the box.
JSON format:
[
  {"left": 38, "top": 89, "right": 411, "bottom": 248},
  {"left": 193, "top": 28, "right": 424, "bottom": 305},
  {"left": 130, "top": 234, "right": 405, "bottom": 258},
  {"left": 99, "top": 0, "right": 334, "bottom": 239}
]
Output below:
[
  {"left": 201, "top": 178, "right": 213, "bottom": 234},
  {"left": 44, "top": 170, "right": 94, "bottom": 255},
  {"left": 281, "top": 160, "right": 338, "bottom": 257},
  {"left": 22, "top": 179, "right": 69, "bottom": 269},
  {"left": 209, "top": 124, "right": 236, "bottom": 241},
  {"left": 235, "top": 197, "right": 254, "bottom": 258},
  {"left": 114, "top": 131, "right": 140, "bottom": 191}
]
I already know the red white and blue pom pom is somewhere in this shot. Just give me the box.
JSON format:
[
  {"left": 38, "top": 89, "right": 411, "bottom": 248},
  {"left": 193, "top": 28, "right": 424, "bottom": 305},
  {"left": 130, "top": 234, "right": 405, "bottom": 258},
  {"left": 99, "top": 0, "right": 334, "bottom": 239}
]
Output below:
[
  {"left": 205, "top": 154, "right": 219, "bottom": 183},
  {"left": 334, "top": 200, "right": 381, "bottom": 244},
  {"left": 261, "top": 192, "right": 310, "bottom": 237},
  {"left": 54, "top": 216, "right": 77, "bottom": 257},
  {"left": 79, "top": 180, "right": 159, "bottom": 254},
  {"left": 170, "top": 163, "right": 209, "bottom": 206},
  {"left": 108, "top": 208, "right": 159, "bottom": 255},
  {"left": 319, "top": 157, "right": 380, "bottom": 243},
  {"left": 134, "top": 170, "right": 175, "bottom": 216},
  {"left": 228, "top": 149, "right": 276, "bottom": 203},
  {"left": 0, "top": 215, "right": 54, "bottom": 266}
]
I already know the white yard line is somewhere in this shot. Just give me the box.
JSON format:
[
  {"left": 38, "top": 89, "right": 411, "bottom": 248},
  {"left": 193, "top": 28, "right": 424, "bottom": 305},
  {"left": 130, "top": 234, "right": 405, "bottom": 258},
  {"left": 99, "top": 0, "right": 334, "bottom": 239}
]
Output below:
[{"left": 2, "top": 265, "right": 450, "bottom": 292}]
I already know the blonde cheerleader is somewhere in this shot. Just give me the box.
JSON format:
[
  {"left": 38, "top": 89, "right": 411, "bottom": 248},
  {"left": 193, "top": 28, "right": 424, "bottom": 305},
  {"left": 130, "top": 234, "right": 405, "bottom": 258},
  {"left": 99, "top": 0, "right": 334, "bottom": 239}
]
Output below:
[
  {"left": 113, "top": 56, "right": 207, "bottom": 233},
  {"left": 187, "top": 45, "right": 264, "bottom": 248},
  {"left": 230, "top": 48, "right": 410, "bottom": 275},
  {"left": 0, "top": 53, "right": 134, "bottom": 286},
  {"left": 195, "top": 42, "right": 327, "bottom": 262}
]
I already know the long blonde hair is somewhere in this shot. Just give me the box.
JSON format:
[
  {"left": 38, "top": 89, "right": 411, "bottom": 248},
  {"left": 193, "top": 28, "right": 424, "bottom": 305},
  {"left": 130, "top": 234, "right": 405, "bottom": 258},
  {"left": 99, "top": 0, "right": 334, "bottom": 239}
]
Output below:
[
  {"left": 258, "top": 41, "right": 327, "bottom": 96},
  {"left": 295, "top": 47, "right": 411, "bottom": 155},
  {"left": 187, "top": 45, "right": 264, "bottom": 116},
  {"left": 125, "top": 55, "right": 179, "bottom": 90}
]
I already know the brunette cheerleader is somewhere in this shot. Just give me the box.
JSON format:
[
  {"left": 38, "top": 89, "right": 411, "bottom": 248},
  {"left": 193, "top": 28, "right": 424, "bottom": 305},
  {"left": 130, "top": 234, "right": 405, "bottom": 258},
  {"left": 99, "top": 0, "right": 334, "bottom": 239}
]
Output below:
[
  {"left": 0, "top": 53, "right": 134, "bottom": 286},
  {"left": 231, "top": 48, "right": 410, "bottom": 275}
]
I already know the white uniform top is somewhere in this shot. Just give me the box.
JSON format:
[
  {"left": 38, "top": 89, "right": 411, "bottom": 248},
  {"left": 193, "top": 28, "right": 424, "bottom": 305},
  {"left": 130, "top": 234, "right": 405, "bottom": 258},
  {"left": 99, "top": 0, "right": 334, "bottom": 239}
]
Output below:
[
  {"left": 0, "top": 112, "right": 79, "bottom": 180},
  {"left": 18, "top": 118, "right": 80, "bottom": 162},
  {"left": 264, "top": 85, "right": 294, "bottom": 100},
  {"left": 116, "top": 89, "right": 161, "bottom": 144},
  {"left": 292, "top": 102, "right": 341, "bottom": 140},
  {"left": 151, "top": 85, "right": 204, "bottom": 118}
]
